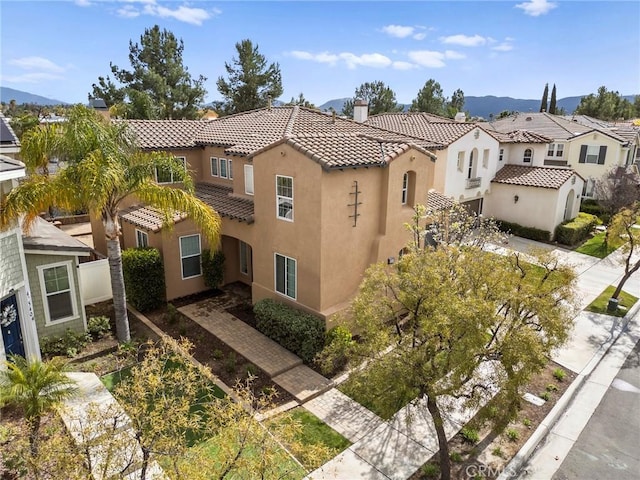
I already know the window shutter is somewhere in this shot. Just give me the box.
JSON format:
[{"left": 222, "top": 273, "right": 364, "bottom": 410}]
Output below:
[
  {"left": 578, "top": 145, "right": 587, "bottom": 163},
  {"left": 597, "top": 146, "right": 607, "bottom": 164}
]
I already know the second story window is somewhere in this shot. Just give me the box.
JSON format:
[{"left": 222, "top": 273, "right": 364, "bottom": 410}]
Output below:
[
  {"left": 547, "top": 143, "right": 564, "bottom": 157},
  {"left": 523, "top": 149, "right": 532, "bottom": 163},
  {"left": 244, "top": 164, "right": 254, "bottom": 195},
  {"left": 179, "top": 234, "right": 201, "bottom": 279},
  {"left": 499, "top": 148, "right": 504, "bottom": 161},
  {"left": 401, "top": 172, "right": 409, "bottom": 204},
  {"left": 155, "top": 156, "right": 186, "bottom": 184},
  {"left": 579, "top": 145, "right": 606, "bottom": 164},
  {"left": 482, "top": 149, "right": 489, "bottom": 168},
  {"left": 467, "top": 150, "right": 475, "bottom": 179},
  {"left": 276, "top": 175, "right": 293, "bottom": 221},
  {"left": 210, "top": 157, "right": 218, "bottom": 176},
  {"left": 212, "top": 157, "right": 233, "bottom": 179}
]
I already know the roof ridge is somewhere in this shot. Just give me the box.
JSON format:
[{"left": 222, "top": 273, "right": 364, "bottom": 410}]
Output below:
[{"left": 284, "top": 106, "right": 298, "bottom": 138}]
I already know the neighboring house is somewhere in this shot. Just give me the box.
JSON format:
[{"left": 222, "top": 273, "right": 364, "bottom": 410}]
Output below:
[
  {"left": 0, "top": 156, "right": 40, "bottom": 362},
  {"left": 22, "top": 217, "right": 91, "bottom": 340},
  {"left": 365, "top": 111, "right": 583, "bottom": 239},
  {"left": 91, "top": 107, "right": 438, "bottom": 323},
  {"left": 485, "top": 112, "right": 636, "bottom": 199},
  {"left": 0, "top": 113, "right": 20, "bottom": 159}
]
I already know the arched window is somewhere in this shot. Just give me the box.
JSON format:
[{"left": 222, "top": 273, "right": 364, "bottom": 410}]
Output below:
[
  {"left": 401, "top": 171, "right": 417, "bottom": 206},
  {"left": 523, "top": 149, "right": 533, "bottom": 163},
  {"left": 401, "top": 172, "right": 409, "bottom": 204}
]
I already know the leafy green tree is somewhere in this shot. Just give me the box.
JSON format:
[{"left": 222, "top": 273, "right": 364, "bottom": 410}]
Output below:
[
  {"left": 8, "top": 113, "right": 40, "bottom": 140},
  {"left": 634, "top": 95, "right": 640, "bottom": 117},
  {"left": 410, "top": 79, "right": 446, "bottom": 115},
  {"left": 540, "top": 83, "right": 549, "bottom": 112},
  {"left": 328, "top": 206, "right": 577, "bottom": 480},
  {"left": 91, "top": 25, "right": 207, "bottom": 120},
  {"left": 575, "top": 86, "right": 634, "bottom": 120},
  {"left": 608, "top": 202, "right": 640, "bottom": 301},
  {"left": 549, "top": 84, "right": 558, "bottom": 114},
  {"left": 0, "top": 106, "right": 222, "bottom": 342},
  {"left": 446, "top": 88, "right": 465, "bottom": 117},
  {"left": 216, "top": 39, "right": 283, "bottom": 115},
  {"left": 341, "top": 81, "right": 402, "bottom": 117},
  {"left": 285, "top": 92, "right": 315, "bottom": 108},
  {"left": 0, "top": 355, "right": 78, "bottom": 454}
]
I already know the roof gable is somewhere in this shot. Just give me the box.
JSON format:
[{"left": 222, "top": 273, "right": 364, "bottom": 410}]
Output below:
[{"left": 492, "top": 165, "right": 580, "bottom": 189}]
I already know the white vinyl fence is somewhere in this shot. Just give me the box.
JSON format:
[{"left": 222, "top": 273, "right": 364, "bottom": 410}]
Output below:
[{"left": 79, "top": 259, "right": 112, "bottom": 304}]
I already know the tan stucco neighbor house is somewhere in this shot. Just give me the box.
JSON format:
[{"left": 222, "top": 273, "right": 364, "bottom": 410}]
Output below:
[{"left": 91, "top": 107, "right": 438, "bottom": 323}]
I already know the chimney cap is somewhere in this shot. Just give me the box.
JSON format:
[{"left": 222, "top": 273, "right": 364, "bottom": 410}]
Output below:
[{"left": 354, "top": 99, "right": 368, "bottom": 106}]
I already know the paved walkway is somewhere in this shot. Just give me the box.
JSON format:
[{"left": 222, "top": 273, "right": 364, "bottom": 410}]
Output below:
[
  {"left": 60, "top": 372, "right": 165, "bottom": 480},
  {"left": 178, "top": 297, "right": 333, "bottom": 402}
]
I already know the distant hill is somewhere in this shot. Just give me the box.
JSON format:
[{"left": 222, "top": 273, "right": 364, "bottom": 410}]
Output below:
[
  {"left": 318, "top": 95, "right": 638, "bottom": 119},
  {"left": 0, "top": 87, "right": 69, "bottom": 106}
]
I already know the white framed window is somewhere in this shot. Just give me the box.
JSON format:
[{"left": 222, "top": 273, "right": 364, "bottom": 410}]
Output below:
[
  {"left": 482, "top": 149, "right": 489, "bottom": 168},
  {"left": 135, "top": 229, "right": 149, "bottom": 248},
  {"left": 401, "top": 172, "right": 409, "bottom": 204},
  {"left": 155, "top": 156, "right": 186, "bottom": 184},
  {"left": 548, "top": 143, "right": 565, "bottom": 157},
  {"left": 556, "top": 144, "right": 564, "bottom": 157},
  {"left": 582, "top": 178, "right": 595, "bottom": 197},
  {"left": 239, "top": 240, "right": 249, "bottom": 275},
  {"left": 210, "top": 157, "right": 219, "bottom": 177},
  {"left": 585, "top": 146, "right": 600, "bottom": 164},
  {"left": 457, "top": 151, "right": 465, "bottom": 171},
  {"left": 467, "top": 151, "right": 475, "bottom": 179},
  {"left": 275, "top": 253, "right": 296, "bottom": 299},
  {"left": 523, "top": 149, "right": 532, "bottom": 163},
  {"left": 179, "top": 234, "right": 201, "bottom": 279},
  {"left": 244, "top": 164, "right": 254, "bottom": 195},
  {"left": 276, "top": 175, "right": 294, "bottom": 221},
  {"left": 499, "top": 148, "right": 504, "bottom": 162},
  {"left": 38, "top": 261, "right": 77, "bottom": 325}
]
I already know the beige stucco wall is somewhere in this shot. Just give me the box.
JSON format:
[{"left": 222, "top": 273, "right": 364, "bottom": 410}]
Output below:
[{"left": 566, "top": 133, "right": 625, "bottom": 184}]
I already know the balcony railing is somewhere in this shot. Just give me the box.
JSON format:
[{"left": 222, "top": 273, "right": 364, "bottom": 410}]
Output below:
[
  {"left": 465, "top": 177, "right": 481, "bottom": 189},
  {"left": 544, "top": 159, "right": 569, "bottom": 167}
]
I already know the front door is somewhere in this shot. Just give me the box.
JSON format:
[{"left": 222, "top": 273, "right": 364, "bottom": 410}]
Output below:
[{"left": 1, "top": 294, "right": 25, "bottom": 357}]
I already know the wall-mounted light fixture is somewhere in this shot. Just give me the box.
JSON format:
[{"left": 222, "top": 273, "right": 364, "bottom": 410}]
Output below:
[
  {"left": 387, "top": 257, "right": 395, "bottom": 265},
  {"left": 514, "top": 195, "right": 519, "bottom": 203}
]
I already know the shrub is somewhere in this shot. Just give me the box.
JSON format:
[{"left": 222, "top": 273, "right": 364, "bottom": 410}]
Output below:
[
  {"left": 450, "top": 451, "right": 463, "bottom": 463},
  {"left": 254, "top": 299, "right": 325, "bottom": 363},
  {"left": 523, "top": 418, "right": 532, "bottom": 427},
  {"left": 211, "top": 349, "right": 224, "bottom": 360},
  {"left": 497, "top": 220, "right": 551, "bottom": 242},
  {"left": 461, "top": 427, "right": 480, "bottom": 444},
  {"left": 87, "top": 316, "right": 111, "bottom": 340},
  {"left": 506, "top": 429, "right": 519, "bottom": 442},
  {"left": 421, "top": 463, "right": 440, "bottom": 478},
  {"left": 122, "top": 247, "right": 165, "bottom": 312},
  {"left": 553, "top": 368, "right": 566, "bottom": 382},
  {"left": 492, "top": 446, "right": 504, "bottom": 458},
  {"left": 224, "top": 352, "right": 237, "bottom": 375},
  {"left": 202, "top": 249, "right": 225, "bottom": 289},
  {"left": 166, "top": 303, "right": 179, "bottom": 324},
  {"left": 555, "top": 212, "right": 599, "bottom": 246},
  {"left": 245, "top": 363, "right": 259, "bottom": 377},
  {"left": 317, "top": 325, "right": 356, "bottom": 376},
  {"left": 546, "top": 383, "right": 559, "bottom": 392},
  {"left": 41, "top": 329, "right": 91, "bottom": 358},
  {"left": 539, "top": 391, "right": 551, "bottom": 401}
]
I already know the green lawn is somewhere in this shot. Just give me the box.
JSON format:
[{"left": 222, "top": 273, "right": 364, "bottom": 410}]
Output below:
[
  {"left": 586, "top": 285, "right": 639, "bottom": 317},
  {"left": 575, "top": 232, "right": 622, "bottom": 258}
]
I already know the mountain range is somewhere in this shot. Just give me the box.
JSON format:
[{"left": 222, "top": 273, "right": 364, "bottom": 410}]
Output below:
[{"left": 2, "top": 87, "right": 637, "bottom": 120}]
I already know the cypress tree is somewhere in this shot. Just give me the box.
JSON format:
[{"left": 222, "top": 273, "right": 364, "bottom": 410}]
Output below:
[
  {"left": 540, "top": 83, "right": 549, "bottom": 112},
  {"left": 549, "top": 84, "right": 557, "bottom": 114}
]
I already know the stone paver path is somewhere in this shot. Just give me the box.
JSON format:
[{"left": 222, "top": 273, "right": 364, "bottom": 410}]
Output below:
[{"left": 179, "top": 300, "right": 333, "bottom": 402}]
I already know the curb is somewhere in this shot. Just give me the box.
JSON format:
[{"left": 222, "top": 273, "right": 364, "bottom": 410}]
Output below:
[{"left": 498, "top": 302, "right": 639, "bottom": 479}]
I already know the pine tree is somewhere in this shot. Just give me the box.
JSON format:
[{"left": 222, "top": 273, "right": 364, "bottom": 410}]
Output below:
[
  {"left": 540, "top": 83, "right": 549, "bottom": 112},
  {"left": 549, "top": 84, "right": 558, "bottom": 114}
]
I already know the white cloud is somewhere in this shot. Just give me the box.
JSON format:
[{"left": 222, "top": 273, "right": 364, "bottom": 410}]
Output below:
[
  {"left": 444, "top": 50, "right": 466, "bottom": 60},
  {"left": 289, "top": 50, "right": 392, "bottom": 69},
  {"left": 9, "top": 56, "right": 65, "bottom": 73},
  {"left": 407, "top": 50, "right": 446, "bottom": 68},
  {"left": 515, "top": 0, "right": 557, "bottom": 16},
  {"left": 392, "top": 61, "right": 416, "bottom": 70},
  {"left": 492, "top": 43, "right": 514, "bottom": 52},
  {"left": 413, "top": 32, "right": 426, "bottom": 40},
  {"left": 1, "top": 72, "right": 64, "bottom": 84},
  {"left": 440, "top": 34, "right": 487, "bottom": 47},
  {"left": 74, "top": 0, "right": 91, "bottom": 6},
  {"left": 382, "top": 24, "right": 415, "bottom": 38},
  {"left": 114, "top": 0, "right": 217, "bottom": 25}
]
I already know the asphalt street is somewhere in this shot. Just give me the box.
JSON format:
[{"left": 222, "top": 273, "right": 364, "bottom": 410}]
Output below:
[{"left": 553, "top": 340, "right": 640, "bottom": 480}]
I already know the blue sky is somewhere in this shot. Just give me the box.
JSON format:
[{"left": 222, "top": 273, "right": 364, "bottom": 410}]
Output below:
[{"left": 1, "top": 0, "right": 638, "bottom": 106}]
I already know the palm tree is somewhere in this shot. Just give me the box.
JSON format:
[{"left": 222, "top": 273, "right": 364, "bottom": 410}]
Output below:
[
  {"left": 0, "top": 105, "right": 222, "bottom": 342},
  {"left": 0, "top": 355, "right": 78, "bottom": 453}
]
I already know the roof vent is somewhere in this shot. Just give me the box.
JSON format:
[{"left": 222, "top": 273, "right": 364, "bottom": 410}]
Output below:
[{"left": 525, "top": 117, "right": 532, "bottom": 121}]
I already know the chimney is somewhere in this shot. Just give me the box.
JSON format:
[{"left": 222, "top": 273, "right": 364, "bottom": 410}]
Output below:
[
  {"left": 454, "top": 112, "right": 466, "bottom": 123},
  {"left": 353, "top": 99, "right": 368, "bottom": 123}
]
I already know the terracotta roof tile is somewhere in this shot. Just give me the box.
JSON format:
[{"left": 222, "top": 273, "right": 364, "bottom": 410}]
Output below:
[
  {"left": 426, "top": 189, "right": 455, "bottom": 211},
  {"left": 489, "top": 129, "right": 552, "bottom": 144},
  {"left": 367, "top": 113, "right": 479, "bottom": 145},
  {"left": 483, "top": 112, "right": 593, "bottom": 140},
  {"left": 194, "top": 183, "right": 254, "bottom": 223},
  {"left": 119, "top": 206, "right": 189, "bottom": 232},
  {"left": 492, "top": 165, "right": 577, "bottom": 189},
  {"left": 116, "top": 119, "right": 211, "bottom": 149}
]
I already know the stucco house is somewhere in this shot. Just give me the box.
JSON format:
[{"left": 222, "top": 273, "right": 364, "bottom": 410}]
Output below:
[
  {"left": 0, "top": 113, "right": 20, "bottom": 159},
  {"left": 91, "top": 107, "right": 438, "bottom": 323},
  {"left": 485, "top": 112, "right": 636, "bottom": 199}
]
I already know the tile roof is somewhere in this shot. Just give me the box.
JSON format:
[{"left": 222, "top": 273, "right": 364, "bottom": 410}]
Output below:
[
  {"left": 366, "top": 112, "right": 480, "bottom": 145},
  {"left": 194, "top": 106, "right": 442, "bottom": 155},
  {"left": 116, "top": 119, "right": 212, "bottom": 149},
  {"left": 248, "top": 132, "right": 435, "bottom": 169},
  {"left": 484, "top": 112, "right": 594, "bottom": 140},
  {"left": 194, "top": 183, "right": 254, "bottom": 223},
  {"left": 492, "top": 165, "right": 578, "bottom": 189},
  {"left": 119, "top": 205, "right": 189, "bottom": 232},
  {"left": 426, "top": 189, "right": 455, "bottom": 211},
  {"left": 488, "top": 129, "right": 552, "bottom": 144}
]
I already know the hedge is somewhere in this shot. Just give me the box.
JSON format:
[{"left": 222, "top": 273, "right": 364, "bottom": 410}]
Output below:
[
  {"left": 202, "top": 249, "right": 225, "bottom": 289},
  {"left": 496, "top": 220, "right": 551, "bottom": 242},
  {"left": 122, "top": 247, "right": 166, "bottom": 312},
  {"left": 555, "top": 212, "right": 599, "bottom": 246},
  {"left": 253, "top": 299, "right": 325, "bottom": 363}
]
